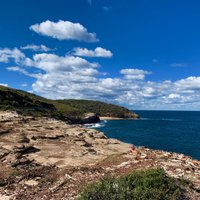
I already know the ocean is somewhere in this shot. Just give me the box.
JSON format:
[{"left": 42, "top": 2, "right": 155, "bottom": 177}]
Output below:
[{"left": 93, "top": 111, "right": 200, "bottom": 160}]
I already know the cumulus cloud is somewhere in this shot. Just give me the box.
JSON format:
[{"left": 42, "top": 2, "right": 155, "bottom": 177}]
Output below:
[
  {"left": 21, "top": 44, "right": 53, "bottom": 52},
  {"left": 72, "top": 47, "right": 113, "bottom": 58},
  {"left": 7, "top": 66, "right": 28, "bottom": 74},
  {"left": 31, "top": 53, "right": 99, "bottom": 72},
  {"left": 120, "top": 68, "right": 152, "bottom": 80},
  {"left": 30, "top": 20, "right": 99, "bottom": 42},
  {"left": 2, "top": 18, "right": 199, "bottom": 110},
  {"left": 175, "top": 76, "right": 200, "bottom": 90},
  {"left": 0, "top": 48, "right": 25, "bottom": 63},
  {"left": 6, "top": 66, "right": 42, "bottom": 79},
  {"left": 2, "top": 47, "right": 200, "bottom": 110}
]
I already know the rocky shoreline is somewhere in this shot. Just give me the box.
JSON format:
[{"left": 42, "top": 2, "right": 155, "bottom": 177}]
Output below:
[{"left": 0, "top": 111, "right": 200, "bottom": 199}]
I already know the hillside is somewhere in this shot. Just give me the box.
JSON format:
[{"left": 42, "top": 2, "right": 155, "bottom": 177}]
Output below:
[
  {"left": 0, "top": 86, "right": 139, "bottom": 123},
  {"left": 57, "top": 99, "right": 139, "bottom": 119},
  {"left": 0, "top": 85, "right": 81, "bottom": 122}
]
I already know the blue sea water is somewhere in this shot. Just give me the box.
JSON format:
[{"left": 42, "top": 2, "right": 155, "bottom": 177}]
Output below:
[{"left": 95, "top": 111, "right": 200, "bottom": 160}]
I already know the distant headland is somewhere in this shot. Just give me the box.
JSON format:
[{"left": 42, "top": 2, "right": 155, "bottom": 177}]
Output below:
[{"left": 0, "top": 85, "right": 139, "bottom": 124}]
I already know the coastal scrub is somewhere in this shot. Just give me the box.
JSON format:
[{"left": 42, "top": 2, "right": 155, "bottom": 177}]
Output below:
[{"left": 78, "top": 168, "right": 187, "bottom": 200}]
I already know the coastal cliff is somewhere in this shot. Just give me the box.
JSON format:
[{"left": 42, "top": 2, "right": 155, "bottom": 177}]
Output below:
[{"left": 0, "top": 111, "right": 200, "bottom": 199}]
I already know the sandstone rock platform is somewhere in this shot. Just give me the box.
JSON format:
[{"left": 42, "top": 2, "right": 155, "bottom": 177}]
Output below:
[{"left": 0, "top": 111, "right": 200, "bottom": 199}]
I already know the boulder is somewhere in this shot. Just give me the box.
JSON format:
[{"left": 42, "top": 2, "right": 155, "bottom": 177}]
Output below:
[
  {"left": 81, "top": 113, "right": 100, "bottom": 124},
  {"left": 71, "top": 113, "right": 100, "bottom": 124}
]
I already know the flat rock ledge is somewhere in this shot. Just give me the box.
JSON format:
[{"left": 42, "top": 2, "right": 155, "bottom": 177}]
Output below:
[{"left": 0, "top": 111, "right": 200, "bottom": 200}]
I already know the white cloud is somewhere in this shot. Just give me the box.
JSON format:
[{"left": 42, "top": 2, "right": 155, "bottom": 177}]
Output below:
[
  {"left": 120, "top": 68, "right": 152, "bottom": 80},
  {"left": 30, "top": 20, "right": 99, "bottom": 42},
  {"left": 21, "top": 44, "right": 53, "bottom": 52},
  {"left": 0, "top": 48, "right": 25, "bottom": 63},
  {"left": 20, "top": 83, "right": 28, "bottom": 87},
  {"left": 7, "top": 66, "right": 28, "bottom": 74},
  {"left": 72, "top": 47, "right": 113, "bottom": 58},
  {"left": 170, "top": 63, "right": 186, "bottom": 67},
  {"left": 31, "top": 53, "right": 99, "bottom": 72},
  {"left": 6, "top": 66, "right": 41, "bottom": 79},
  {"left": 168, "top": 93, "right": 181, "bottom": 99},
  {"left": 2, "top": 18, "right": 200, "bottom": 110},
  {"left": 0, "top": 83, "right": 8, "bottom": 87},
  {"left": 175, "top": 76, "right": 200, "bottom": 90},
  {"left": 79, "top": 68, "right": 99, "bottom": 76},
  {"left": 2, "top": 47, "right": 200, "bottom": 110},
  {"left": 0, "top": 47, "right": 37, "bottom": 69}
]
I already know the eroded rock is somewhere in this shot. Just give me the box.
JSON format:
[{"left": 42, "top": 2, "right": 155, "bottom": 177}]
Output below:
[
  {"left": 0, "top": 111, "right": 200, "bottom": 200},
  {"left": 17, "top": 133, "right": 30, "bottom": 143}
]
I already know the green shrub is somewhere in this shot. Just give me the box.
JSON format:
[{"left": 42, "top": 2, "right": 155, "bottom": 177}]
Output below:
[{"left": 78, "top": 168, "right": 186, "bottom": 200}]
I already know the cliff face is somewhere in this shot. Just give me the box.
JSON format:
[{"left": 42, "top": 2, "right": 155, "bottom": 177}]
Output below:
[{"left": 0, "top": 111, "right": 200, "bottom": 199}]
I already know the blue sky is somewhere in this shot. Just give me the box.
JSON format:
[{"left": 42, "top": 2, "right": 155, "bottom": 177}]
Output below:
[{"left": 1, "top": 0, "right": 200, "bottom": 110}]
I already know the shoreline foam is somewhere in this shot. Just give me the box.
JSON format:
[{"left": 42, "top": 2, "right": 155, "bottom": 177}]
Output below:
[{"left": 100, "top": 116, "right": 138, "bottom": 120}]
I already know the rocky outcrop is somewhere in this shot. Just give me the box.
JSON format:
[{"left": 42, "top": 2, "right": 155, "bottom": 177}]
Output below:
[
  {"left": 81, "top": 113, "right": 100, "bottom": 124},
  {"left": 0, "top": 111, "right": 200, "bottom": 200},
  {"left": 123, "top": 112, "right": 140, "bottom": 119},
  {"left": 68, "top": 113, "right": 100, "bottom": 124},
  {"left": 0, "top": 111, "right": 129, "bottom": 168}
]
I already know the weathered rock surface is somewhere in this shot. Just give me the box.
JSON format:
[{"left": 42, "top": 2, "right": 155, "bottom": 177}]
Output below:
[
  {"left": 0, "top": 111, "right": 130, "bottom": 168},
  {"left": 70, "top": 113, "right": 100, "bottom": 124},
  {"left": 81, "top": 113, "right": 100, "bottom": 124},
  {"left": 0, "top": 111, "right": 200, "bottom": 200}
]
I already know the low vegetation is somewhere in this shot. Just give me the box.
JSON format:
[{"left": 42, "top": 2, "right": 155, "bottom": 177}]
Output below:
[
  {"left": 57, "top": 99, "right": 139, "bottom": 118},
  {"left": 0, "top": 86, "right": 138, "bottom": 122},
  {"left": 78, "top": 168, "right": 188, "bottom": 200},
  {"left": 0, "top": 85, "right": 80, "bottom": 120}
]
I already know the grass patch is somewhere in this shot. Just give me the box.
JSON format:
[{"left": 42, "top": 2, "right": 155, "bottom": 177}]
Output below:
[{"left": 78, "top": 168, "right": 187, "bottom": 200}]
